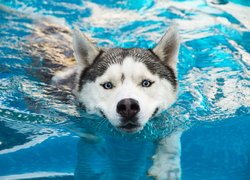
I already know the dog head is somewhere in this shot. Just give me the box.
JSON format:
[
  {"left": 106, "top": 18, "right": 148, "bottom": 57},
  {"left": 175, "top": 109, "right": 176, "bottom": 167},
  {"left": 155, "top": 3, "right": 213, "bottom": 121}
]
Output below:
[{"left": 53, "top": 26, "right": 180, "bottom": 133}]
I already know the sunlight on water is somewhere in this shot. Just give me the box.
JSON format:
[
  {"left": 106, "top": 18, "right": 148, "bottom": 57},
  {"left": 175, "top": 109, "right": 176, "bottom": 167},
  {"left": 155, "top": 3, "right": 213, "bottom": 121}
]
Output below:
[
  {"left": 0, "top": 0, "right": 249, "bottom": 140},
  {"left": 0, "top": 0, "right": 250, "bottom": 179}
]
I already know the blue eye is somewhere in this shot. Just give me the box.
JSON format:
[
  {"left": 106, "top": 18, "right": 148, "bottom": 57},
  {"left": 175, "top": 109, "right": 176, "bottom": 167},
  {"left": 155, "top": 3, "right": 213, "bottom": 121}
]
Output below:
[
  {"left": 141, "top": 80, "right": 153, "bottom": 87},
  {"left": 101, "top": 82, "right": 113, "bottom": 89}
]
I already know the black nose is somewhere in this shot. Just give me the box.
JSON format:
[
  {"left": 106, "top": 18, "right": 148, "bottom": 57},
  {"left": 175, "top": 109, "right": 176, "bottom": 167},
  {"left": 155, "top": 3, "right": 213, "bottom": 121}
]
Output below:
[{"left": 116, "top": 98, "right": 140, "bottom": 119}]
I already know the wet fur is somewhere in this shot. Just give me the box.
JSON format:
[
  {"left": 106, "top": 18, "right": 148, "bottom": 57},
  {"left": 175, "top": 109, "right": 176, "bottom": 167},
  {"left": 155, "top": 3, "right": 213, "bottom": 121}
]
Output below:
[{"left": 29, "top": 20, "right": 183, "bottom": 180}]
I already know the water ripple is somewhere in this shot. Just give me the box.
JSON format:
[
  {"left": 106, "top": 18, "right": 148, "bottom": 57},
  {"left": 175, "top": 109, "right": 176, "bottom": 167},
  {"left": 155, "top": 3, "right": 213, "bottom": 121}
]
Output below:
[{"left": 0, "top": 0, "right": 249, "bottom": 141}]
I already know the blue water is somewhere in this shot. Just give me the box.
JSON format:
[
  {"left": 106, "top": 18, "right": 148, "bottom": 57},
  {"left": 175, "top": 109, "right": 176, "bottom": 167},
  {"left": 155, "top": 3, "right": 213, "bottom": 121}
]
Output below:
[{"left": 0, "top": 0, "right": 249, "bottom": 179}]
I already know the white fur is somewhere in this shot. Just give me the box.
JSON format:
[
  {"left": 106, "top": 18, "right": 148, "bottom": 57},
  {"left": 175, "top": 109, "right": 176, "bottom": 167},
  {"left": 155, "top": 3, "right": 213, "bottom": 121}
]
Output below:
[
  {"left": 76, "top": 56, "right": 177, "bottom": 130},
  {"left": 51, "top": 66, "right": 77, "bottom": 85},
  {"left": 149, "top": 129, "right": 183, "bottom": 180},
  {"left": 52, "top": 27, "right": 182, "bottom": 180}
]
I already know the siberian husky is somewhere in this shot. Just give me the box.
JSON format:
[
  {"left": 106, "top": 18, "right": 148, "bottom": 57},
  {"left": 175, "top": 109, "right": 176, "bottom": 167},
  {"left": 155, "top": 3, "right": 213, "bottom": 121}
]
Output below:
[{"left": 44, "top": 24, "right": 182, "bottom": 180}]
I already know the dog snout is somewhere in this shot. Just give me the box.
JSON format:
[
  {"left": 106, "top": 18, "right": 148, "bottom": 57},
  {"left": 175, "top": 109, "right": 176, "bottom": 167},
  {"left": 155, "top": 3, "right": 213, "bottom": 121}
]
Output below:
[{"left": 116, "top": 98, "right": 140, "bottom": 119}]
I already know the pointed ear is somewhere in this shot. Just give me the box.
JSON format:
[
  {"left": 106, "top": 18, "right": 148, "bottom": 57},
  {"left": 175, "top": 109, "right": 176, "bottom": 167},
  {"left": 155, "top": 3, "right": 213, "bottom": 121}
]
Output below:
[
  {"left": 153, "top": 26, "right": 180, "bottom": 69},
  {"left": 73, "top": 29, "right": 100, "bottom": 69}
]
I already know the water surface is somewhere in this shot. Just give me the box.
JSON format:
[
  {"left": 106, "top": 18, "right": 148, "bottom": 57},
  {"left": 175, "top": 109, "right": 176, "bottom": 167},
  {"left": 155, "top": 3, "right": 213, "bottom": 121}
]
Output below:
[{"left": 0, "top": 0, "right": 249, "bottom": 179}]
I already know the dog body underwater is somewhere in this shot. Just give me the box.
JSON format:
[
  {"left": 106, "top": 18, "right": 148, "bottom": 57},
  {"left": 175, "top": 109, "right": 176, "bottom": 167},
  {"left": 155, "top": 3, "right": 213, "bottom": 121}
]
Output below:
[{"left": 49, "top": 25, "right": 182, "bottom": 179}]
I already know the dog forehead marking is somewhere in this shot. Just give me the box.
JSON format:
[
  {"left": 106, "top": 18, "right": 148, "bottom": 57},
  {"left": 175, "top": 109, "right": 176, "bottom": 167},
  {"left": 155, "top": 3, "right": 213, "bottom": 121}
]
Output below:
[
  {"left": 121, "top": 73, "right": 125, "bottom": 82},
  {"left": 101, "top": 56, "right": 154, "bottom": 83},
  {"left": 78, "top": 48, "right": 177, "bottom": 91}
]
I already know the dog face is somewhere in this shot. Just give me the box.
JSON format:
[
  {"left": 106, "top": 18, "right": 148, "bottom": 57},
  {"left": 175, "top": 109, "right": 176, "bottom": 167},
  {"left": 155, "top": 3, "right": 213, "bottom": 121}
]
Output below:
[{"left": 53, "top": 26, "right": 180, "bottom": 133}]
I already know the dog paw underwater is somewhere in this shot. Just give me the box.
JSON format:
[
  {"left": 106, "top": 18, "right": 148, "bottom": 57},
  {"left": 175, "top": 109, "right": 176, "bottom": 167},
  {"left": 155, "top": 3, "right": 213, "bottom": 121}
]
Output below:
[{"left": 52, "top": 25, "right": 181, "bottom": 135}]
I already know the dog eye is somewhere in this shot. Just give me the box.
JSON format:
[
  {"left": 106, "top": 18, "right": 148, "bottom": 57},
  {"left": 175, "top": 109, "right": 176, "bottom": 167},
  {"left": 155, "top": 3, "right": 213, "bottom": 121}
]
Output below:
[
  {"left": 141, "top": 80, "right": 154, "bottom": 87},
  {"left": 101, "top": 82, "right": 113, "bottom": 89}
]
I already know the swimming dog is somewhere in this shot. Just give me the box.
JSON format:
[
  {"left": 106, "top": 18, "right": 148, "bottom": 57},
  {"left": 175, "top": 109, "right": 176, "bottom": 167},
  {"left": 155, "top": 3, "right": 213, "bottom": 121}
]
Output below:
[
  {"left": 29, "top": 22, "right": 182, "bottom": 179},
  {"left": 52, "top": 26, "right": 179, "bottom": 133}
]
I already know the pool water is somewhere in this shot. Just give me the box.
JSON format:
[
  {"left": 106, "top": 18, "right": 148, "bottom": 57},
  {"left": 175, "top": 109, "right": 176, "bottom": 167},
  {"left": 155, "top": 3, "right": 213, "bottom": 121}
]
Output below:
[{"left": 0, "top": 0, "right": 249, "bottom": 179}]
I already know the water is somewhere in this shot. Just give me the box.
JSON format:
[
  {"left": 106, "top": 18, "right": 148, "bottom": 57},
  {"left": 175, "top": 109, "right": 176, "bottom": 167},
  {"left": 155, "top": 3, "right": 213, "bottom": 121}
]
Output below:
[{"left": 0, "top": 0, "right": 249, "bottom": 179}]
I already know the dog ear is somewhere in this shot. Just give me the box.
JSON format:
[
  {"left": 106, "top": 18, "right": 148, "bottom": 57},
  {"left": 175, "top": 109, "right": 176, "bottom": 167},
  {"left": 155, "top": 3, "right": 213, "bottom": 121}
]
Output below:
[
  {"left": 153, "top": 25, "right": 180, "bottom": 70},
  {"left": 73, "top": 29, "right": 100, "bottom": 69}
]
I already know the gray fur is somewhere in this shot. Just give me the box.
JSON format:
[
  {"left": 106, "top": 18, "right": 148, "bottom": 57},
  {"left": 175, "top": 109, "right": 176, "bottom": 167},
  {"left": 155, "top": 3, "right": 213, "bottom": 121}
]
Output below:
[{"left": 78, "top": 48, "right": 177, "bottom": 91}]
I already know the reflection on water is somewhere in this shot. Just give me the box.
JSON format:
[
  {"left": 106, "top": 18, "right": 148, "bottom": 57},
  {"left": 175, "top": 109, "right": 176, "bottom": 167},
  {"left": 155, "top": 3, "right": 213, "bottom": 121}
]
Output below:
[{"left": 0, "top": 0, "right": 250, "bottom": 179}]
